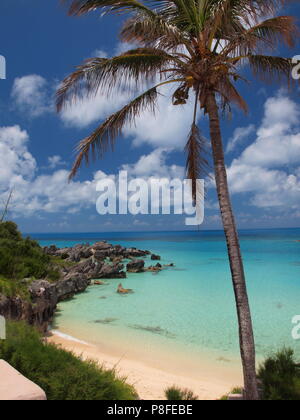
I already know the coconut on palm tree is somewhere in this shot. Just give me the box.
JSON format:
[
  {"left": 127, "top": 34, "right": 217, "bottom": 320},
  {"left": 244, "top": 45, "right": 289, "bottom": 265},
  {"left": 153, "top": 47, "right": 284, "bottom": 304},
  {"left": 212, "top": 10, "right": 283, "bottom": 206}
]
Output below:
[{"left": 58, "top": 0, "right": 298, "bottom": 400}]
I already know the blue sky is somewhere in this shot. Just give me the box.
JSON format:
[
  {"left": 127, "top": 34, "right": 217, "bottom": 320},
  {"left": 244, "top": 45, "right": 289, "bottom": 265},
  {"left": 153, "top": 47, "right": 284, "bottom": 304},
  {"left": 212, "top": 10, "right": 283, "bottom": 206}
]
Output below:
[{"left": 0, "top": 0, "right": 300, "bottom": 233}]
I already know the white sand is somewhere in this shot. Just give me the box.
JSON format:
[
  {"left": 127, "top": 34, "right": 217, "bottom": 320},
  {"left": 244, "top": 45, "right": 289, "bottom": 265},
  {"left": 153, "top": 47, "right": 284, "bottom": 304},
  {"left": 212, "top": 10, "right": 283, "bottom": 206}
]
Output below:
[{"left": 48, "top": 331, "right": 243, "bottom": 400}]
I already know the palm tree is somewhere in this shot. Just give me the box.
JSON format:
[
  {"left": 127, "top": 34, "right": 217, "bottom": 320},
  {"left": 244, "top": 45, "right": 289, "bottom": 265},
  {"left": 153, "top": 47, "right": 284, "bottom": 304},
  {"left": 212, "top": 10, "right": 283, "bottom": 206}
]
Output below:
[{"left": 58, "top": 0, "right": 298, "bottom": 400}]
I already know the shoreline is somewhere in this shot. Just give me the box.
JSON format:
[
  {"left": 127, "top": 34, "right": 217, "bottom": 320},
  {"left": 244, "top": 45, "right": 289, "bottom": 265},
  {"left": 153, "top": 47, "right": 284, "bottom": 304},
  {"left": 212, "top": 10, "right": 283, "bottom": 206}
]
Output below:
[{"left": 48, "top": 330, "right": 243, "bottom": 400}]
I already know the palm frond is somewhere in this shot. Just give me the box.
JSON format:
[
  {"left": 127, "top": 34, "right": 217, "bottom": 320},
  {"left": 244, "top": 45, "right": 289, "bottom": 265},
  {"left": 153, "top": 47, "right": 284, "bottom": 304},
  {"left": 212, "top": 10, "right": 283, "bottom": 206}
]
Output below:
[
  {"left": 246, "top": 16, "right": 298, "bottom": 49},
  {"left": 69, "top": 85, "right": 158, "bottom": 179},
  {"left": 57, "top": 49, "right": 176, "bottom": 112},
  {"left": 62, "top": 0, "right": 155, "bottom": 17},
  {"left": 120, "top": 12, "right": 192, "bottom": 54},
  {"left": 219, "top": 14, "right": 298, "bottom": 58},
  {"left": 216, "top": 76, "right": 248, "bottom": 113},
  {"left": 185, "top": 123, "right": 208, "bottom": 202},
  {"left": 248, "top": 54, "right": 294, "bottom": 83}
]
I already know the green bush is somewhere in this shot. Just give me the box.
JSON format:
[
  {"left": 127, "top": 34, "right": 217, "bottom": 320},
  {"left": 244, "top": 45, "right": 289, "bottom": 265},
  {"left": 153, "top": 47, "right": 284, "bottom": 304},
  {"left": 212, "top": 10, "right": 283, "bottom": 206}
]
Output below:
[
  {"left": 0, "top": 277, "right": 30, "bottom": 300},
  {"left": 0, "top": 322, "right": 138, "bottom": 400},
  {"left": 165, "top": 386, "right": 198, "bottom": 400},
  {"left": 0, "top": 222, "right": 59, "bottom": 290},
  {"left": 219, "top": 386, "right": 243, "bottom": 401},
  {"left": 258, "top": 348, "right": 300, "bottom": 400}
]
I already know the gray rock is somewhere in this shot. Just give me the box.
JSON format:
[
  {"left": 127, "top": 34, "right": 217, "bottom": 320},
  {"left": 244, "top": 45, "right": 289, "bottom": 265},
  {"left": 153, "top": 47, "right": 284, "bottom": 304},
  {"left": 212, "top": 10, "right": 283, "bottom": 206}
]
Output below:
[
  {"left": 127, "top": 260, "right": 145, "bottom": 273},
  {"left": 97, "top": 263, "right": 126, "bottom": 279}
]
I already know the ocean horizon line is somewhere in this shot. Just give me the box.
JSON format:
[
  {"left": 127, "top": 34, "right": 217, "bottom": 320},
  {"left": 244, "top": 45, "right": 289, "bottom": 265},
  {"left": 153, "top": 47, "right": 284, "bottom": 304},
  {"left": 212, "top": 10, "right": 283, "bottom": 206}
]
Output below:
[{"left": 26, "top": 226, "right": 300, "bottom": 238}]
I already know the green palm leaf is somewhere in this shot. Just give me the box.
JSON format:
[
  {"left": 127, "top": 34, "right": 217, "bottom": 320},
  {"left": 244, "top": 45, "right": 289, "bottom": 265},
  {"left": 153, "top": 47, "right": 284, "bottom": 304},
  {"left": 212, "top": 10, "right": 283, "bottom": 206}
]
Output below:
[
  {"left": 57, "top": 49, "right": 177, "bottom": 111},
  {"left": 63, "top": 0, "right": 155, "bottom": 16},
  {"left": 248, "top": 54, "right": 294, "bottom": 83},
  {"left": 69, "top": 85, "right": 158, "bottom": 179}
]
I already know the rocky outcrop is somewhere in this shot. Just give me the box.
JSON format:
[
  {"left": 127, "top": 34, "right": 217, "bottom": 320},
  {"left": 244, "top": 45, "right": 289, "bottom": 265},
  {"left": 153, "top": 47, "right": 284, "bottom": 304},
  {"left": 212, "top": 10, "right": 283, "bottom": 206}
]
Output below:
[
  {"left": 117, "top": 283, "right": 134, "bottom": 294},
  {"left": 127, "top": 260, "right": 145, "bottom": 273},
  {"left": 44, "top": 242, "right": 150, "bottom": 262},
  {"left": 151, "top": 254, "right": 161, "bottom": 261},
  {"left": 147, "top": 263, "right": 163, "bottom": 272},
  {"left": 0, "top": 241, "right": 157, "bottom": 332}
]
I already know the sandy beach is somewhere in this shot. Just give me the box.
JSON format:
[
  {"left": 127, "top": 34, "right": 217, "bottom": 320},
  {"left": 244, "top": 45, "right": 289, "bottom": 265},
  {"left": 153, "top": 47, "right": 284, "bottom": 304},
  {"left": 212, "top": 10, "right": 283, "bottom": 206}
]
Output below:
[{"left": 48, "top": 331, "right": 243, "bottom": 400}]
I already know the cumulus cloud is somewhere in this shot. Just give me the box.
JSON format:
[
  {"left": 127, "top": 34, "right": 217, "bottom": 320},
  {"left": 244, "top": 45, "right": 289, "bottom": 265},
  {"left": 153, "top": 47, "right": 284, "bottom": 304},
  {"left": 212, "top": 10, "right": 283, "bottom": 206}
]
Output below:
[
  {"left": 13, "top": 62, "right": 197, "bottom": 152},
  {"left": 59, "top": 89, "right": 131, "bottom": 128},
  {"left": 91, "top": 49, "right": 108, "bottom": 58},
  {"left": 47, "top": 155, "right": 66, "bottom": 169},
  {"left": 0, "top": 126, "right": 188, "bottom": 218},
  {"left": 123, "top": 86, "right": 197, "bottom": 150},
  {"left": 0, "top": 125, "right": 105, "bottom": 216},
  {"left": 121, "top": 148, "right": 185, "bottom": 179},
  {"left": 11, "top": 75, "right": 52, "bottom": 117},
  {"left": 226, "top": 124, "right": 255, "bottom": 153},
  {"left": 59, "top": 74, "right": 198, "bottom": 152},
  {"left": 227, "top": 93, "right": 300, "bottom": 209},
  {"left": 0, "top": 126, "right": 36, "bottom": 185}
]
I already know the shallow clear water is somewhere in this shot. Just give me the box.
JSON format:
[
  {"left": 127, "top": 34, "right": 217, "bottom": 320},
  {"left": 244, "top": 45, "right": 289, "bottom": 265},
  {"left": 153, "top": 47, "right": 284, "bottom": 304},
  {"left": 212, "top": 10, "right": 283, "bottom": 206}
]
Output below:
[{"left": 33, "top": 229, "right": 300, "bottom": 363}]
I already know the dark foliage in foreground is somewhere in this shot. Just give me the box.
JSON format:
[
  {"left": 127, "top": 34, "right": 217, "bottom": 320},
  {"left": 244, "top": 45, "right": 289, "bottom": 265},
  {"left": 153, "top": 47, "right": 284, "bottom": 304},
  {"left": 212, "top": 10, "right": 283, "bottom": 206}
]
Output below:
[
  {"left": 0, "top": 222, "right": 59, "bottom": 298},
  {"left": 165, "top": 386, "right": 198, "bottom": 400},
  {"left": 0, "top": 322, "right": 138, "bottom": 400},
  {"left": 258, "top": 348, "right": 300, "bottom": 400}
]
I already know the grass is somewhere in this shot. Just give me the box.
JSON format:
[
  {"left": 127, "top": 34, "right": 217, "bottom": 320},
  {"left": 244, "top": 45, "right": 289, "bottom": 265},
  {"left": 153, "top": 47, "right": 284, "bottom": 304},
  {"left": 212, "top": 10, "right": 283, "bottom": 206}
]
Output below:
[
  {"left": 0, "top": 221, "right": 60, "bottom": 296},
  {"left": 50, "top": 256, "right": 78, "bottom": 269},
  {"left": 219, "top": 387, "right": 243, "bottom": 400},
  {"left": 165, "top": 386, "right": 198, "bottom": 400},
  {"left": 0, "top": 321, "right": 138, "bottom": 400},
  {"left": 0, "top": 277, "right": 31, "bottom": 300}
]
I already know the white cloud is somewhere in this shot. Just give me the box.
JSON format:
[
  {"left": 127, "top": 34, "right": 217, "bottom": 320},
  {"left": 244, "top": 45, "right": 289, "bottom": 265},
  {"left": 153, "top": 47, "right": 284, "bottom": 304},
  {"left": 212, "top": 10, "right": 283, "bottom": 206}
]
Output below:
[
  {"left": 0, "top": 126, "right": 187, "bottom": 218},
  {"left": 15, "top": 62, "right": 197, "bottom": 152},
  {"left": 114, "top": 42, "right": 139, "bottom": 55},
  {"left": 0, "top": 125, "right": 105, "bottom": 216},
  {"left": 47, "top": 155, "right": 66, "bottom": 169},
  {"left": 11, "top": 75, "right": 52, "bottom": 117},
  {"left": 226, "top": 93, "right": 300, "bottom": 210},
  {"left": 121, "top": 148, "right": 185, "bottom": 179},
  {"left": 92, "top": 49, "right": 108, "bottom": 58},
  {"left": 226, "top": 124, "right": 255, "bottom": 153},
  {"left": 60, "top": 77, "right": 198, "bottom": 150},
  {"left": 59, "top": 89, "right": 131, "bottom": 128},
  {"left": 124, "top": 86, "right": 198, "bottom": 150},
  {"left": 0, "top": 126, "right": 36, "bottom": 186}
]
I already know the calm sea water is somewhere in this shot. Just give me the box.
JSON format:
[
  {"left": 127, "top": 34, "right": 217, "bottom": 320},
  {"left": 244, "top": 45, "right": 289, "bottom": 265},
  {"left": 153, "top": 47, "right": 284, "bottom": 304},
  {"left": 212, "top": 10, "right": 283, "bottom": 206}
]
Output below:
[{"left": 32, "top": 229, "right": 300, "bottom": 364}]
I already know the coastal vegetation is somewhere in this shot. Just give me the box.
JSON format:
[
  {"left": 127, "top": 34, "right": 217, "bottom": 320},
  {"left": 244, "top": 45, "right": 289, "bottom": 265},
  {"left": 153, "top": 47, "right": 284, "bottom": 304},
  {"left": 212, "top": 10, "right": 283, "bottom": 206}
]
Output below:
[
  {"left": 220, "top": 349, "right": 300, "bottom": 400},
  {"left": 0, "top": 221, "right": 60, "bottom": 298},
  {"left": 0, "top": 321, "right": 138, "bottom": 400},
  {"left": 58, "top": 0, "right": 298, "bottom": 399},
  {"left": 165, "top": 386, "right": 198, "bottom": 401},
  {"left": 258, "top": 348, "right": 300, "bottom": 400}
]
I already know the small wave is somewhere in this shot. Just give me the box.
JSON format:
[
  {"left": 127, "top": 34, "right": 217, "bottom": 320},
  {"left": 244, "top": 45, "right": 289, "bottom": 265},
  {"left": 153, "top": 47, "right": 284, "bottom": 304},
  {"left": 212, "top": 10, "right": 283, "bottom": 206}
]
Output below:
[{"left": 51, "top": 330, "right": 89, "bottom": 345}]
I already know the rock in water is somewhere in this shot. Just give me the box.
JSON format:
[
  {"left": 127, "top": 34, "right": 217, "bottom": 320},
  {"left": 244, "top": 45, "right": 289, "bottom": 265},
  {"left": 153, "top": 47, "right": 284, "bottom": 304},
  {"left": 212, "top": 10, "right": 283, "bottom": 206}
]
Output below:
[
  {"left": 117, "top": 284, "right": 133, "bottom": 294},
  {"left": 126, "top": 260, "right": 145, "bottom": 273}
]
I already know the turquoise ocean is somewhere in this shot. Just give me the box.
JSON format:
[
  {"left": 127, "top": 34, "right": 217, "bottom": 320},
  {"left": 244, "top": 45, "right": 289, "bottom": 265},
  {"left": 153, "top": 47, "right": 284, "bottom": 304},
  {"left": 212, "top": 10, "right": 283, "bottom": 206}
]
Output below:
[{"left": 32, "top": 229, "right": 300, "bottom": 375}]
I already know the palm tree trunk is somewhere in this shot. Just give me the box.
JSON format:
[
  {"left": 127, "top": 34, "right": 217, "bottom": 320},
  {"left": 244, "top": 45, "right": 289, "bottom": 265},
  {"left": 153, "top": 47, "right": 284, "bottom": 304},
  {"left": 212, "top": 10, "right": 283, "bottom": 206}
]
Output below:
[{"left": 205, "top": 92, "right": 259, "bottom": 400}]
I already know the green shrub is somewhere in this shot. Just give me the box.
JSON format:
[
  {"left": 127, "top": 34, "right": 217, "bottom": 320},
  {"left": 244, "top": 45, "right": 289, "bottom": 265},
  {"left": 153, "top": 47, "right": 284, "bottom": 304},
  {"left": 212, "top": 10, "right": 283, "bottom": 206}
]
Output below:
[
  {"left": 258, "top": 348, "right": 300, "bottom": 400},
  {"left": 0, "top": 277, "right": 30, "bottom": 300},
  {"left": 165, "top": 386, "right": 198, "bottom": 400},
  {"left": 219, "top": 386, "right": 243, "bottom": 401},
  {"left": 0, "top": 322, "right": 138, "bottom": 400},
  {"left": 0, "top": 222, "right": 60, "bottom": 291}
]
